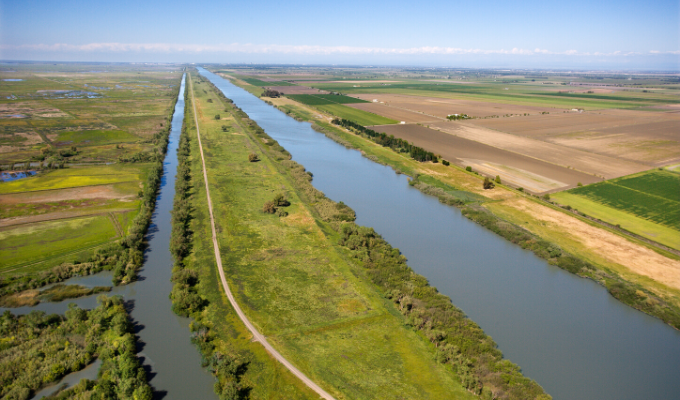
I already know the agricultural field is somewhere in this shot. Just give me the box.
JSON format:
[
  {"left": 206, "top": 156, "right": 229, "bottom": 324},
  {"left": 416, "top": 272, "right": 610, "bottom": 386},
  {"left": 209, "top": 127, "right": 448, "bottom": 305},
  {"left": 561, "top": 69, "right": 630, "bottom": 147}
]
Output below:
[
  {"left": 553, "top": 170, "right": 680, "bottom": 244},
  {"left": 0, "top": 63, "right": 181, "bottom": 281},
  {"left": 373, "top": 123, "right": 598, "bottom": 192},
  {"left": 185, "top": 73, "right": 478, "bottom": 399},
  {"left": 315, "top": 104, "right": 398, "bottom": 126},
  {"left": 234, "top": 75, "right": 296, "bottom": 86},
  {"left": 346, "top": 102, "right": 442, "bottom": 123},
  {"left": 285, "top": 94, "right": 368, "bottom": 105}
]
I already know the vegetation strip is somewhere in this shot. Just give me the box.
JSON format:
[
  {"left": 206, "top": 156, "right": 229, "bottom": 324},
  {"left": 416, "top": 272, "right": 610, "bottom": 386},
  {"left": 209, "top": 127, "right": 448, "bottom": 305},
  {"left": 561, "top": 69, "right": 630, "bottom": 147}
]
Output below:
[{"left": 189, "top": 74, "right": 336, "bottom": 400}]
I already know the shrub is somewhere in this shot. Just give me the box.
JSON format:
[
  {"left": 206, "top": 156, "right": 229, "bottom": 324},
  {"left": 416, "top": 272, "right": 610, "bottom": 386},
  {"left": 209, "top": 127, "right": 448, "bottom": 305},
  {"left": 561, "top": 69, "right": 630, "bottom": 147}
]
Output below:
[
  {"left": 577, "top": 182, "right": 583, "bottom": 187},
  {"left": 273, "top": 193, "right": 290, "bottom": 207},
  {"left": 483, "top": 177, "right": 495, "bottom": 189},
  {"left": 466, "top": 166, "right": 472, "bottom": 172},
  {"left": 221, "top": 125, "right": 228, "bottom": 132},
  {"left": 442, "top": 160, "right": 450, "bottom": 166},
  {"left": 495, "top": 175, "right": 501, "bottom": 184},
  {"left": 248, "top": 153, "right": 259, "bottom": 162},
  {"left": 542, "top": 194, "right": 551, "bottom": 201},
  {"left": 214, "top": 114, "right": 220, "bottom": 120},
  {"left": 518, "top": 187, "right": 524, "bottom": 192},
  {"left": 262, "top": 201, "right": 277, "bottom": 214}
]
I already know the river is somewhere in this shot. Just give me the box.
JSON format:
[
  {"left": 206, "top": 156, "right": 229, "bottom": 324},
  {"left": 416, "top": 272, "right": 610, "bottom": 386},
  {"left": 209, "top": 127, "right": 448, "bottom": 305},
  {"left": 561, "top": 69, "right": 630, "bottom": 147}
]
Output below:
[
  {"left": 198, "top": 67, "right": 680, "bottom": 400},
  {"left": 2, "top": 74, "right": 218, "bottom": 400}
]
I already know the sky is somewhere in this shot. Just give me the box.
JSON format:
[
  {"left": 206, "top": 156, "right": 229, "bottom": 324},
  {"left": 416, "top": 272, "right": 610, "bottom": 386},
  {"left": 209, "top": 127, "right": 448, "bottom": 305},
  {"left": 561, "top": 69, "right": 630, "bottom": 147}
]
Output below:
[{"left": 1, "top": 0, "right": 678, "bottom": 70}]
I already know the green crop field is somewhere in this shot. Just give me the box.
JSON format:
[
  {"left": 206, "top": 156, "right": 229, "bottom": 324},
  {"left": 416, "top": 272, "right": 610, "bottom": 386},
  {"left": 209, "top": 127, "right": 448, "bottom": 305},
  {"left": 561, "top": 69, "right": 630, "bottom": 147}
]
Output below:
[
  {"left": 55, "top": 129, "right": 140, "bottom": 146},
  {"left": 315, "top": 104, "right": 398, "bottom": 126},
  {"left": 567, "top": 171, "right": 680, "bottom": 230},
  {"left": 236, "top": 76, "right": 296, "bottom": 86},
  {"left": 0, "top": 165, "right": 145, "bottom": 194},
  {"left": 0, "top": 215, "right": 119, "bottom": 270},
  {"left": 286, "top": 94, "right": 368, "bottom": 105}
]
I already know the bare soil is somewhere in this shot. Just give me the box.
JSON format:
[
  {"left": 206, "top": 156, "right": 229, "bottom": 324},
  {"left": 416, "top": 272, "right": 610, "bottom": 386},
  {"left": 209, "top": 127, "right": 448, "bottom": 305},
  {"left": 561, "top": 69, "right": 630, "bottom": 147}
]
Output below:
[
  {"left": 0, "top": 184, "right": 135, "bottom": 204},
  {"left": 430, "top": 121, "right": 649, "bottom": 179},
  {"left": 500, "top": 197, "right": 680, "bottom": 291},
  {"left": 351, "top": 93, "right": 561, "bottom": 118},
  {"left": 373, "top": 123, "right": 599, "bottom": 192},
  {"left": 347, "top": 103, "right": 441, "bottom": 123}
]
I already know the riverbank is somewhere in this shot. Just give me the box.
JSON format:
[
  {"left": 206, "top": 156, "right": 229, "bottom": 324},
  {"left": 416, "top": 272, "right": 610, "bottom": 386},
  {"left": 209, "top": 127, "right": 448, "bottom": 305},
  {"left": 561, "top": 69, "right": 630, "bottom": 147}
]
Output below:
[{"left": 185, "top": 70, "right": 549, "bottom": 398}]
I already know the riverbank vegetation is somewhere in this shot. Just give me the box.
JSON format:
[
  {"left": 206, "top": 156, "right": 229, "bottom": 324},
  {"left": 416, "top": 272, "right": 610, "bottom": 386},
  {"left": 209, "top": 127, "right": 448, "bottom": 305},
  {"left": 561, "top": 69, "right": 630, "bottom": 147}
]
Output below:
[
  {"left": 0, "top": 295, "right": 151, "bottom": 400},
  {"left": 184, "top": 70, "right": 549, "bottom": 398},
  {"left": 0, "top": 65, "right": 184, "bottom": 303}
]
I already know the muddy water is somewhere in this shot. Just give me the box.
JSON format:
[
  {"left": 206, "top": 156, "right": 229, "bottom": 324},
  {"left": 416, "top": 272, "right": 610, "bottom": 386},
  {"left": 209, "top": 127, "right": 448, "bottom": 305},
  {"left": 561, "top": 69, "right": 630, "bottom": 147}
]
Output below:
[
  {"left": 1, "top": 74, "right": 218, "bottom": 400},
  {"left": 198, "top": 67, "right": 680, "bottom": 400}
]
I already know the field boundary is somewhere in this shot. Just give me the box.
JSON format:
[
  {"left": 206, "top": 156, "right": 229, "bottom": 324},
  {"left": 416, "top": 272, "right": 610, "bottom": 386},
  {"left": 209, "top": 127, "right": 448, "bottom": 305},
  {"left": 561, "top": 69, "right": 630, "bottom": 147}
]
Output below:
[{"left": 189, "top": 74, "right": 336, "bottom": 400}]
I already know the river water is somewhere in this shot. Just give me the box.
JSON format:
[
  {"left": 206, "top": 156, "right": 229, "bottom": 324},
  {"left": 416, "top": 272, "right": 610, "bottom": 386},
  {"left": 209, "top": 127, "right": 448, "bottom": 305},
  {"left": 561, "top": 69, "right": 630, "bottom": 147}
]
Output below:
[
  {"left": 198, "top": 67, "right": 680, "bottom": 400},
  {"left": 2, "top": 74, "right": 218, "bottom": 400}
]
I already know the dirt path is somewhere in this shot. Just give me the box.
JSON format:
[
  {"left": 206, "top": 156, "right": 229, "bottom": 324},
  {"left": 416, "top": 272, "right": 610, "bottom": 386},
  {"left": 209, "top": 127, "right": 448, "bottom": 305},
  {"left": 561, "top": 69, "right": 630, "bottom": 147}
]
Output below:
[{"left": 190, "top": 74, "right": 335, "bottom": 400}]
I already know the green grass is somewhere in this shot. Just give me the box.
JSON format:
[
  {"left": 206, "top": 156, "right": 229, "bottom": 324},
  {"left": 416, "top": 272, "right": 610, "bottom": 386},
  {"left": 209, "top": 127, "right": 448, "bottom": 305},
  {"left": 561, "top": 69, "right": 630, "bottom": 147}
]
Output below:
[
  {"left": 237, "top": 76, "right": 296, "bottom": 86},
  {"left": 315, "top": 104, "right": 398, "bottom": 126},
  {"left": 55, "top": 129, "right": 140, "bottom": 146},
  {"left": 286, "top": 94, "right": 368, "bottom": 105},
  {"left": 0, "top": 164, "right": 147, "bottom": 194},
  {"left": 566, "top": 170, "right": 680, "bottom": 230},
  {"left": 0, "top": 215, "right": 118, "bottom": 270},
  {"left": 187, "top": 74, "right": 474, "bottom": 399},
  {"left": 551, "top": 191, "right": 680, "bottom": 250}
]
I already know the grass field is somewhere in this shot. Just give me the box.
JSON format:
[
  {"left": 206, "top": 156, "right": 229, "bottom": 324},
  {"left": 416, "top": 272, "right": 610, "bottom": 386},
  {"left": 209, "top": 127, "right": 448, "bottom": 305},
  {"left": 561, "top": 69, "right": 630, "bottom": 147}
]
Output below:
[
  {"left": 55, "top": 129, "right": 140, "bottom": 146},
  {"left": 187, "top": 72, "right": 475, "bottom": 399},
  {"left": 564, "top": 170, "right": 680, "bottom": 230},
  {"left": 285, "top": 94, "right": 368, "bottom": 105},
  {"left": 237, "top": 76, "right": 296, "bottom": 86},
  {"left": 0, "top": 215, "right": 118, "bottom": 270},
  {"left": 0, "top": 165, "right": 145, "bottom": 194},
  {"left": 315, "top": 104, "right": 398, "bottom": 126}
]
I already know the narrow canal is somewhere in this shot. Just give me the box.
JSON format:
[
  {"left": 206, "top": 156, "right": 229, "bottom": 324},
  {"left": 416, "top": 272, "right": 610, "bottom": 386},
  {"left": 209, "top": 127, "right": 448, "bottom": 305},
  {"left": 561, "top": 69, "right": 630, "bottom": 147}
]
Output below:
[
  {"left": 198, "top": 67, "right": 680, "bottom": 400},
  {"left": 2, "top": 74, "right": 218, "bottom": 400}
]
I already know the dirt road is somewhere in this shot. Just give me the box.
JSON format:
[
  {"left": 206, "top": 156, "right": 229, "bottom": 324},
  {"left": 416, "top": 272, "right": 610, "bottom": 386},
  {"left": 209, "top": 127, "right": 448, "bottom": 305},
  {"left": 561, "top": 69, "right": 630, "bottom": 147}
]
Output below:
[{"left": 190, "top": 74, "right": 335, "bottom": 400}]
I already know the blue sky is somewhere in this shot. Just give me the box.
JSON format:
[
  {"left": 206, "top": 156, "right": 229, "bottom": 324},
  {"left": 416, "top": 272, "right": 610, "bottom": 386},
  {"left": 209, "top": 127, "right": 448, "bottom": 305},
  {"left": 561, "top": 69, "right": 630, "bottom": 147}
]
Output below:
[{"left": 1, "top": 0, "right": 678, "bottom": 69}]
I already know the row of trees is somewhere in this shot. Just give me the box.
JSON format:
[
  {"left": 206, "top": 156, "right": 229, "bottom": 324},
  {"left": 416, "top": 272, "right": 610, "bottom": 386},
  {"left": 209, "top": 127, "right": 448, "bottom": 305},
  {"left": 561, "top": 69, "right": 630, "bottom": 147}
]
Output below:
[{"left": 331, "top": 118, "right": 438, "bottom": 163}]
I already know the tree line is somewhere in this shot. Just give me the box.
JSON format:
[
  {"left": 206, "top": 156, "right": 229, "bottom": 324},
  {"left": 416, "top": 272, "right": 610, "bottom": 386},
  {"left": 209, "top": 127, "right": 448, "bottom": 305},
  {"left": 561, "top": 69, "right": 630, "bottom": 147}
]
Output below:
[{"left": 331, "top": 118, "right": 438, "bottom": 163}]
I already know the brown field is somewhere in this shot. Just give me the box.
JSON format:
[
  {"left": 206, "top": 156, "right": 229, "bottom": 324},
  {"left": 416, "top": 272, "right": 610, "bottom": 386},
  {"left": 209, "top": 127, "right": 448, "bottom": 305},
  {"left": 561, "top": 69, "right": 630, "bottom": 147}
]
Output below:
[
  {"left": 0, "top": 184, "right": 135, "bottom": 204},
  {"left": 431, "top": 121, "right": 648, "bottom": 179},
  {"left": 492, "top": 198, "right": 680, "bottom": 291},
  {"left": 373, "top": 123, "right": 599, "bottom": 192},
  {"left": 468, "top": 109, "right": 680, "bottom": 165},
  {"left": 347, "top": 103, "right": 441, "bottom": 123},
  {"left": 352, "top": 94, "right": 562, "bottom": 118}
]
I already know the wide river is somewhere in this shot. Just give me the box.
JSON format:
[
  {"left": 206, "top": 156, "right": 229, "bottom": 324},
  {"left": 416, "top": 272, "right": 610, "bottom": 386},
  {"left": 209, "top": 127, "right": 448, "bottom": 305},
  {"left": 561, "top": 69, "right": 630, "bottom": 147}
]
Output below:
[
  {"left": 198, "top": 67, "right": 680, "bottom": 400},
  {"left": 3, "top": 74, "right": 218, "bottom": 400}
]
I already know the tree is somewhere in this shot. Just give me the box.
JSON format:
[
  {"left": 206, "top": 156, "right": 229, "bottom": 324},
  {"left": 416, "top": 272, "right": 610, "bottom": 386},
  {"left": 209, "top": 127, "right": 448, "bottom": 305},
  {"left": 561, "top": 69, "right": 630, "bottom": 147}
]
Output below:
[
  {"left": 483, "top": 177, "right": 495, "bottom": 190},
  {"left": 495, "top": 175, "right": 501, "bottom": 184},
  {"left": 262, "top": 201, "right": 276, "bottom": 214},
  {"left": 248, "top": 153, "right": 259, "bottom": 162},
  {"left": 214, "top": 114, "right": 221, "bottom": 120}
]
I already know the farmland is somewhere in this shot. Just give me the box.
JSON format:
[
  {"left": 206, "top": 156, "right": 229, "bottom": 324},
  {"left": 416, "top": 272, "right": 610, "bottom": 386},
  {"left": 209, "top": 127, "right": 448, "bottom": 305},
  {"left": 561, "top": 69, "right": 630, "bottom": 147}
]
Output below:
[
  {"left": 553, "top": 170, "right": 680, "bottom": 246},
  {"left": 315, "top": 104, "right": 398, "bottom": 126},
  {"left": 0, "top": 63, "right": 182, "bottom": 286},
  {"left": 286, "top": 94, "right": 368, "bottom": 105}
]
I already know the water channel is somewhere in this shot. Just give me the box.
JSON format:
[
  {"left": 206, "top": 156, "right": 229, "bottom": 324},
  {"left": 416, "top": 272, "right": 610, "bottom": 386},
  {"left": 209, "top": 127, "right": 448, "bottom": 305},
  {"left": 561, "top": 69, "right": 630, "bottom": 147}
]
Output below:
[
  {"left": 198, "top": 67, "right": 680, "bottom": 400},
  {"left": 2, "top": 73, "right": 218, "bottom": 400}
]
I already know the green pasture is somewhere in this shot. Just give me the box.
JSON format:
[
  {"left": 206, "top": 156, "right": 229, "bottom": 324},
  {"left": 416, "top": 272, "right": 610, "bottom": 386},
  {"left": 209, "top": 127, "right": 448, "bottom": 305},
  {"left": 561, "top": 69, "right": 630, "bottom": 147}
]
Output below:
[
  {"left": 55, "top": 129, "right": 139, "bottom": 146},
  {"left": 286, "top": 94, "right": 368, "bottom": 105},
  {"left": 0, "top": 164, "right": 147, "bottom": 194},
  {"left": 315, "top": 104, "right": 398, "bottom": 126},
  {"left": 235, "top": 76, "right": 296, "bottom": 86},
  {"left": 187, "top": 74, "right": 474, "bottom": 399},
  {"left": 0, "top": 215, "right": 118, "bottom": 270}
]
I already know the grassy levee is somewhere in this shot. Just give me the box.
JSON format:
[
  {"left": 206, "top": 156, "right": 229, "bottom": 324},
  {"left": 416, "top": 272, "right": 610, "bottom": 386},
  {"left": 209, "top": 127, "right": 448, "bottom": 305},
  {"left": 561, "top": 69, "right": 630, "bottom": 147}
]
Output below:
[
  {"left": 254, "top": 90, "right": 680, "bottom": 331},
  {"left": 189, "top": 72, "right": 550, "bottom": 399}
]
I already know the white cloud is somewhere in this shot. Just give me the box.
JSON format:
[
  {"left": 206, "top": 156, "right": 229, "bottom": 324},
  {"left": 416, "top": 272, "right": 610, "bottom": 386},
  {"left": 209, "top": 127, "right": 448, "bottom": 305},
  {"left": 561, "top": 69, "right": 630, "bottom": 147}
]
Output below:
[{"left": 1, "top": 42, "right": 677, "bottom": 57}]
